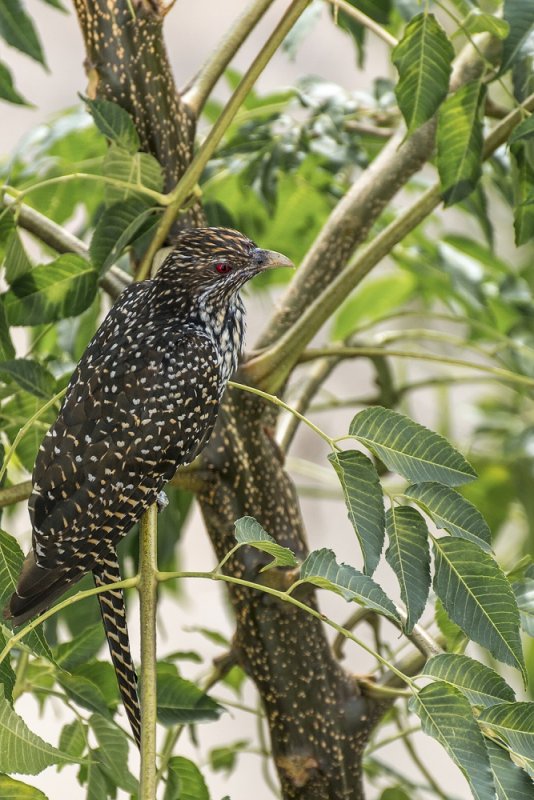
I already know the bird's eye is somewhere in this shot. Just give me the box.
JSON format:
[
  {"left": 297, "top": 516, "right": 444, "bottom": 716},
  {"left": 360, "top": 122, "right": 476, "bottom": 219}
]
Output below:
[{"left": 215, "top": 263, "right": 232, "bottom": 274}]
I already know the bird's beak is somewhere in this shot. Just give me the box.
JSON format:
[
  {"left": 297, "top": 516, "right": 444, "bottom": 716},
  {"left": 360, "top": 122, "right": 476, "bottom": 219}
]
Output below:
[{"left": 252, "top": 248, "right": 295, "bottom": 272}]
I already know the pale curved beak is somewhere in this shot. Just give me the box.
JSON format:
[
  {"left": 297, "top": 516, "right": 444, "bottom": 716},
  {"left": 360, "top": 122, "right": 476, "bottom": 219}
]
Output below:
[{"left": 252, "top": 248, "right": 295, "bottom": 271}]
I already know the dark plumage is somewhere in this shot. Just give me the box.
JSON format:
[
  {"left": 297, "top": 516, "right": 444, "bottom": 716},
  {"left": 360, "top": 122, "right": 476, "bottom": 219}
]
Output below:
[{"left": 5, "top": 227, "right": 292, "bottom": 745}]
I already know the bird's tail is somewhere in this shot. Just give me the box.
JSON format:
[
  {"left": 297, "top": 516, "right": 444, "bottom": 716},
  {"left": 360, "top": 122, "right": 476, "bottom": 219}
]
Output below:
[
  {"left": 5, "top": 550, "right": 78, "bottom": 627},
  {"left": 93, "top": 551, "right": 141, "bottom": 747}
]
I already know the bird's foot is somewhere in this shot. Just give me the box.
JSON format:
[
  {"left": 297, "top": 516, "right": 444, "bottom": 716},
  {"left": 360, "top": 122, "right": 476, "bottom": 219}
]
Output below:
[{"left": 156, "top": 490, "right": 169, "bottom": 513}]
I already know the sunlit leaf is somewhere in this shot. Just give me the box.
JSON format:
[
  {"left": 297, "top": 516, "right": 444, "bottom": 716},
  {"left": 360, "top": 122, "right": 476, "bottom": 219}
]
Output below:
[
  {"left": 463, "top": 11, "right": 510, "bottom": 39},
  {"left": 328, "top": 450, "right": 385, "bottom": 575},
  {"left": 386, "top": 506, "right": 430, "bottom": 632},
  {"left": 89, "top": 198, "right": 158, "bottom": 273},
  {"left": 349, "top": 407, "right": 476, "bottom": 486},
  {"left": 300, "top": 548, "right": 399, "bottom": 622},
  {"left": 4, "top": 255, "right": 98, "bottom": 326},
  {"left": 332, "top": 272, "right": 416, "bottom": 340},
  {"left": 4, "top": 231, "right": 32, "bottom": 285},
  {"left": 410, "top": 681, "right": 496, "bottom": 800},
  {"left": 486, "top": 738, "right": 534, "bottom": 799},
  {"left": 58, "top": 720, "right": 86, "bottom": 760},
  {"left": 83, "top": 97, "right": 140, "bottom": 154},
  {"left": 103, "top": 145, "right": 163, "bottom": 205},
  {"left": 0, "top": 774, "right": 48, "bottom": 798},
  {"left": 393, "top": 13, "right": 454, "bottom": 134},
  {"left": 234, "top": 516, "right": 298, "bottom": 570},
  {"left": 433, "top": 537, "right": 525, "bottom": 679}
]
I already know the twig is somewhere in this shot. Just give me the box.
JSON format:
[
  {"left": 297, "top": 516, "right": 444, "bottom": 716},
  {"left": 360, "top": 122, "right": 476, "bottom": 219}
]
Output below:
[
  {"left": 345, "top": 121, "right": 395, "bottom": 138},
  {"left": 333, "top": 607, "right": 376, "bottom": 659},
  {"left": 137, "top": 0, "right": 312, "bottom": 280},
  {"left": 326, "top": 0, "right": 397, "bottom": 47},
  {"left": 277, "top": 357, "right": 339, "bottom": 452},
  {"left": 0, "top": 480, "right": 32, "bottom": 508},
  {"left": 183, "top": 0, "right": 276, "bottom": 115},
  {"left": 139, "top": 504, "right": 159, "bottom": 799},
  {"left": 298, "top": 346, "right": 534, "bottom": 389}
]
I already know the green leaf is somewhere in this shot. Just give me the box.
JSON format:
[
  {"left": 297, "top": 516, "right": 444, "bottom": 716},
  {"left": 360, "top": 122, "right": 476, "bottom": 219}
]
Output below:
[
  {"left": 437, "top": 79, "right": 485, "bottom": 206},
  {"left": 409, "top": 681, "right": 496, "bottom": 800},
  {"left": 4, "top": 231, "right": 32, "bottom": 284},
  {"left": 74, "top": 661, "right": 119, "bottom": 709},
  {"left": 83, "top": 97, "right": 140, "bottom": 154},
  {"left": 57, "top": 671, "right": 111, "bottom": 718},
  {"left": 393, "top": 13, "right": 454, "bottom": 134},
  {"left": 500, "top": 1, "right": 534, "bottom": 74},
  {"left": 156, "top": 663, "right": 224, "bottom": 726},
  {"left": 511, "top": 143, "right": 534, "bottom": 246},
  {"left": 332, "top": 272, "right": 416, "bottom": 340},
  {"left": 463, "top": 11, "right": 510, "bottom": 40},
  {"left": 234, "top": 516, "right": 298, "bottom": 570},
  {"left": 0, "top": 300, "right": 15, "bottom": 360},
  {"left": 300, "top": 548, "right": 400, "bottom": 623},
  {"left": 433, "top": 537, "right": 525, "bottom": 679},
  {"left": 89, "top": 198, "right": 157, "bottom": 273},
  {"left": 385, "top": 506, "right": 430, "bottom": 632},
  {"left": 512, "top": 578, "right": 534, "bottom": 636},
  {"left": 0, "top": 359, "right": 55, "bottom": 399},
  {"left": 328, "top": 450, "right": 385, "bottom": 575},
  {"left": 58, "top": 720, "right": 86, "bottom": 760},
  {"left": 209, "top": 740, "right": 249, "bottom": 773},
  {"left": 349, "top": 406, "right": 476, "bottom": 486},
  {"left": 0, "top": 0, "right": 46, "bottom": 66},
  {"left": 423, "top": 654, "right": 516, "bottom": 708},
  {"left": 509, "top": 116, "right": 534, "bottom": 146},
  {"left": 54, "top": 623, "right": 104, "bottom": 671},
  {"left": 85, "top": 760, "right": 108, "bottom": 800},
  {"left": 486, "top": 738, "right": 534, "bottom": 800},
  {"left": 0, "top": 685, "right": 75, "bottom": 774},
  {"left": 405, "top": 482, "right": 492, "bottom": 551},
  {"left": 103, "top": 145, "right": 163, "bottom": 204},
  {"left": 479, "top": 702, "right": 534, "bottom": 779},
  {"left": 4, "top": 255, "right": 98, "bottom": 326},
  {"left": 0, "top": 60, "right": 30, "bottom": 106},
  {"left": 0, "top": 774, "right": 48, "bottom": 798},
  {"left": 0, "top": 629, "right": 15, "bottom": 702},
  {"left": 435, "top": 598, "right": 466, "bottom": 652},
  {"left": 0, "top": 530, "right": 53, "bottom": 661},
  {"left": 90, "top": 715, "right": 138, "bottom": 794},
  {"left": 164, "top": 756, "right": 210, "bottom": 800}
]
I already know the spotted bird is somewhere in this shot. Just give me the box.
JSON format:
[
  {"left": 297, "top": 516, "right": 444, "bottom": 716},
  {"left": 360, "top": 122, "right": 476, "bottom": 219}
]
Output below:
[{"left": 5, "top": 227, "right": 293, "bottom": 745}]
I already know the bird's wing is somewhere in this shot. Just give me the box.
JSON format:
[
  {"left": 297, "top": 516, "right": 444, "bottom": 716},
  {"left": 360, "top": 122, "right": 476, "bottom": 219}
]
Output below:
[{"left": 29, "top": 326, "right": 220, "bottom": 571}]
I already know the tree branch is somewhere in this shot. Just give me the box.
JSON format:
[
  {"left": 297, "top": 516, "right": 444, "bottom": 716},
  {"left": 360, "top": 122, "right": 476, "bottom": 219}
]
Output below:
[
  {"left": 4, "top": 197, "right": 131, "bottom": 299},
  {"left": 326, "top": 0, "right": 397, "bottom": 48},
  {"left": 247, "top": 90, "right": 534, "bottom": 392},
  {"left": 0, "top": 481, "right": 32, "bottom": 509},
  {"left": 183, "top": 0, "right": 277, "bottom": 115}
]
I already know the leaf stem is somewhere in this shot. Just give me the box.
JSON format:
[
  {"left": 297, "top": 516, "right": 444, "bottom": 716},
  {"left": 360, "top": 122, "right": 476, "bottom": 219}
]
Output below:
[
  {"left": 156, "top": 568, "right": 418, "bottom": 689},
  {"left": 137, "top": 0, "right": 311, "bottom": 281},
  {"left": 138, "top": 504, "right": 158, "bottom": 799},
  {"left": 229, "top": 380, "right": 337, "bottom": 448},
  {"left": 4, "top": 173, "right": 168, "bottom": 206}
]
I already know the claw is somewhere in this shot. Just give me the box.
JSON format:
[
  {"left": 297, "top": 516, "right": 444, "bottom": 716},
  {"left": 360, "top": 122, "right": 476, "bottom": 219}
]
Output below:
[{"left": 156, "top": 490, "right": 169, "bottom": 512}]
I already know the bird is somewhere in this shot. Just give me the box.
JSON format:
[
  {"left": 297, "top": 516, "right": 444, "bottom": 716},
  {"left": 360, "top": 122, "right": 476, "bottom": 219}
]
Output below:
[{"left": 4, "top": 227, "right": 293, "bottom": 746}]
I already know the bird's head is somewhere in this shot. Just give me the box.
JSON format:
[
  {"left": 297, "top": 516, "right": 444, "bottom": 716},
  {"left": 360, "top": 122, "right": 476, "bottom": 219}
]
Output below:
[{"left": 155, "top": 227, "right": 294, "bottom": 300}]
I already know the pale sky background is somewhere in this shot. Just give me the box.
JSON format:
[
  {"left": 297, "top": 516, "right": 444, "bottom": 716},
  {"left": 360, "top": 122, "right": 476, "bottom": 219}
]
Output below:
[{"left": 1, "top": 2, "right": 512, "bottom": 799}]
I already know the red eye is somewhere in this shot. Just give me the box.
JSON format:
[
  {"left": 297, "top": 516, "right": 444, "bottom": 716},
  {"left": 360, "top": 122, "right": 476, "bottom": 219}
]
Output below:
[{"left": 215, "top": 262, "right": 232, "bottom": 274}]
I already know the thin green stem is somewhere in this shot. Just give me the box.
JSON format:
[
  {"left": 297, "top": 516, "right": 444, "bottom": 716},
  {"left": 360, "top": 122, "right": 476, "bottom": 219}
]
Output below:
[
  {"left": 366, "top": 724, "right": 421, "bottom": 754},
  {"left": 137, "top": 0, "right": 311, "bottom": 280},
  {"left": 229, "top": 380, "right": 337, "bottom": 448},
  {"left": 0, "top": 577, "right": 139, "bottom": 666},
  {"left": 299, "top": 346, "right": 534, "bottom": 389},
  {"left": 0, "top": 389, "right": 66, "bottom": 484},
  {"left": 139, "top": 504, "right": 158, "bottom": 800},
  {"left": 326, "top": 0, "right": 397, "bottom": 47},
  {"left": 4, "top": 174, "right": 168, "bottom": 206},
  {"left": 156, "top": 569, "right": 417, "bottom": 689}
]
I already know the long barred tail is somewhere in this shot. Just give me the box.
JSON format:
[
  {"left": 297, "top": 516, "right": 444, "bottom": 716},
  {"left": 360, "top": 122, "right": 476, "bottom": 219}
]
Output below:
[{"left": 93, "top": 551, "right": 141, "bottom": 747}]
